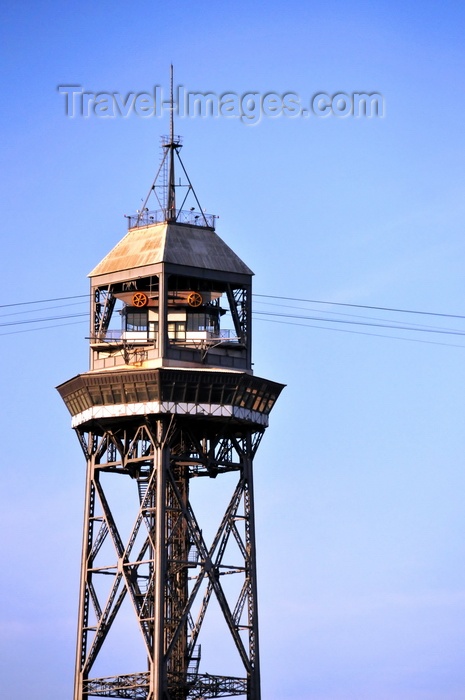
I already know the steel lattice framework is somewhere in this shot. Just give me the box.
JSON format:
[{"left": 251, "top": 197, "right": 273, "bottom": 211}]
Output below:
[{"left": 65, "top": 406, "right": 273, "bottom": 700}]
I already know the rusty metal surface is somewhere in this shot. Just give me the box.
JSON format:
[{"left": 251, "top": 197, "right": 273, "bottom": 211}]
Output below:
[{"left": 89, "top": 223, "right": 253, "bottom": 279}]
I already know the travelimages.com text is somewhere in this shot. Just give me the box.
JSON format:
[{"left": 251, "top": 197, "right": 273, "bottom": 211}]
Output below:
[{"left": 58, "top": 85, "right": 384, "bottom": 125}]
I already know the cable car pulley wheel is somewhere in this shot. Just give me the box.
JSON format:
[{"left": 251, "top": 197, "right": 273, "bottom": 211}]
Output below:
[
  {"left": 132, "top": 292, "right": 148, "bottom": 308},
  {"left": 188, "top": 292, "right": 203, "bottom": 307}
]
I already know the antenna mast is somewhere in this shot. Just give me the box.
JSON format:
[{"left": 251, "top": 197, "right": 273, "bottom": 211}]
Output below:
[
  {"left": 131, "top": 66, "right": 213, "bottom": 229},
  {"left": 167, "top": 64, "right": 176, "bottom": 221}
]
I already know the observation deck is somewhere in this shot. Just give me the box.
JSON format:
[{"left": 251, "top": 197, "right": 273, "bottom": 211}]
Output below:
[{"left": 57, "top": 367, "right": 284, "bottom": 433}]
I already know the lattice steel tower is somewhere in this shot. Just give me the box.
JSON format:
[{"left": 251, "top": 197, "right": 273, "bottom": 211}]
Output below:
[{"left": 58, "top": 118, "right": 283, "bottom": 700}]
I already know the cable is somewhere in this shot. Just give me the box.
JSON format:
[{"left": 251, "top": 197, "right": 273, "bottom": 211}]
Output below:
[
  {"left": 0, "top": 300, "right": 88, "bottom": 319},
  {"left": 0, "top": 294, "right": 89, "bottom": 310},
  {"left": 1, "top": 291, "right": 463, "bottom": 321},
  {"left": 253, "top": 298, "right": 462, "bottom": 334},
  {"left": 254, "top": 316, "right": 465, "bottom": 349},
  {"left": 1, "top": 290, "right": 464, "bottom": 346},
  {"left": 253, "top": 293, "right": 465, "bottom": 320},
  {"left": 253, "top": 310, "right": 465, "bottom": 337},
  {"left": 0, "top": 319, "right": 88, "bottom": 337},
  {"left": 0, "top": 312, "right": 88, "bottom": 328}
]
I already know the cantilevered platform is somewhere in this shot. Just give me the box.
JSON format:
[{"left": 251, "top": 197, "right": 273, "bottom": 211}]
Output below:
[{"left": 58, "top": 367, "right": 283, "bottom": 430}]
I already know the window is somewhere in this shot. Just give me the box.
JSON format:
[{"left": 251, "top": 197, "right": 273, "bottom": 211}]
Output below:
[
  {"left": 168, "top": 321, "right": 186, "bottom": 340},
  {"left": 125, "top": 309, "right": 148, "bottom": 332},
  {"left": 187, "top": 312, "right": 219, "bottom": 334},
  {"left": 148, "top": 321, "right": 158, "bottom": 341}
]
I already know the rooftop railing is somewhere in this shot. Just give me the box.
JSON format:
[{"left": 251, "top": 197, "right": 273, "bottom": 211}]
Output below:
[
  {"left": 91, "top": 328, "right": 238, "bottom": 344},
  {"left": 125, "top": 208, "right": 216, "bottom": 230}
]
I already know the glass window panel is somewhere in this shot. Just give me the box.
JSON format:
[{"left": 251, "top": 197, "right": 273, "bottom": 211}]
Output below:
[
  {"left": 168, "top": 322, "right": 186, "bottom": 340},
  {"left": 88, "top": 387, "right": 103, "bottom": 405},
  {"left": 124, "top": 384, "right": 137, "bottom": 402},
  {"left": 135, "top": 383, "right": 149, "bottom": 402},
  {"left": 126, "top": 310, "right": 148, "bottom": 332},
  {"left": 146, "top": 383, "right": 158, "bottom": 401},
  {"left": 112, "top": 387, "right": 123, "bottom": 403}
]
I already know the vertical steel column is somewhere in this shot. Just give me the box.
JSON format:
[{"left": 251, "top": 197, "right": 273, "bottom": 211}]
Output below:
[
  {"left": 152, "top": 421, "right": 169, "bottom": 700},
  {"left": 73, "top": 434, "right": 94, "bottom": 700},
  {"left": 158, "top": 270, "right": 168, "bottom": 359},
  {"left": 243, "top": 438, "right": 261, "bottom": 700},
  {"left": 244, "top": 284, "right": 252, "bottom": 371}
]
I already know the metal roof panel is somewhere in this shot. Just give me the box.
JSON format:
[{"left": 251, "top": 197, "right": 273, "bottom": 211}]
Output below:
[{"left": 89, "top": 222, "right": 253, "bottom": 278}]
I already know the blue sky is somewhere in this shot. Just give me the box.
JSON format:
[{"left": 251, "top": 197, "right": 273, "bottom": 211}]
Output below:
[{"left": 1, "top": 1, "right": 465, "bottom": 698}]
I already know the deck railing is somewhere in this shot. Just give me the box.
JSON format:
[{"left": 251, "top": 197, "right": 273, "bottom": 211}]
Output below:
[{"left": 125, "top": 208, "right": 216, "bottom": 230}]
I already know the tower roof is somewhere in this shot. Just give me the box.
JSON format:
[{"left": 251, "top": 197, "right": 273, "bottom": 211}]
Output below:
[{"left": 89, "top": 221, "right": 254, "bottom": 280}]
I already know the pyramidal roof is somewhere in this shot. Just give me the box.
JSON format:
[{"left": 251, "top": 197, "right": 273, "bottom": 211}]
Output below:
[{"left": 89, "top": 222, "right": 253, "bottom": 279}]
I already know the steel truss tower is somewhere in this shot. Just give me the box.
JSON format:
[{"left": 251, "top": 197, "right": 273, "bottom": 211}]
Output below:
[{"left": 58, "top": 128, "right": 283, "bottom": 700}]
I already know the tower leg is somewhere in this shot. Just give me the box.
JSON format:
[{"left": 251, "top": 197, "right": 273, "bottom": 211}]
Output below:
[
  {"left": 152, "top": 423, "right": 169, "bottom": 700},
  {"left": 244, "top": 448, "right": 261, "bottom": 700},
  {"left": 74, "top": 434, "right": 95, "bottom": 700}
]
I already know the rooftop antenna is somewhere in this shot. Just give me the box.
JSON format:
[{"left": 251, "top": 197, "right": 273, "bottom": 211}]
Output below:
[
  {"left": 134, "top": 66, "right": 211, "bottom": 228},
  {"left": 167, "top": 63, "right": 176, "bottom": 221}
]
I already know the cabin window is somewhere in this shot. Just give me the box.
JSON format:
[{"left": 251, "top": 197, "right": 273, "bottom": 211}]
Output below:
[
  {"left": 168, "top": 321, "right": 186, "bottom": 340},
  {"left": 187, "top": 312, "right": 219, "bottom": 334},
  {"left": 125, "top": 309, "right": 148, "bottom": 332}
]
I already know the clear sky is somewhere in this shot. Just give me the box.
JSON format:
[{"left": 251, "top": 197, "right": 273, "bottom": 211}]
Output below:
[{"left": 1, "top": 1, "right": 465, "bottom": 698}]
